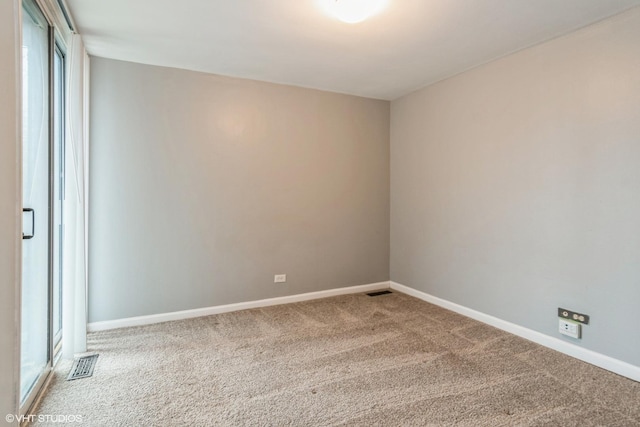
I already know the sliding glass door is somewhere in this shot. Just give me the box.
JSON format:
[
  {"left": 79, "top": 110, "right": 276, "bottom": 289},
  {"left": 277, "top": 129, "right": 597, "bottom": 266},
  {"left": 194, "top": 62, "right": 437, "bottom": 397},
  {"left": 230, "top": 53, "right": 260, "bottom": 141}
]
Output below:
[
  {"left": 21, "top": 0, "right": 51, "bottom": 407},
  {"left": 21, "top": 0, "right": 66, "bottom": 411}
]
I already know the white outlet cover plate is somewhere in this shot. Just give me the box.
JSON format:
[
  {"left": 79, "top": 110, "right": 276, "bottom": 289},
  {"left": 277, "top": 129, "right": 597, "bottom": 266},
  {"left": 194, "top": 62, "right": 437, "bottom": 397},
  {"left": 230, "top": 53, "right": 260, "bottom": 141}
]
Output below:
[
  {"left": 274, "top": 274, "right": 287, "bottom": 283},
  {"left": 559, "top": 318, "right": 581, "bottom": 339}
]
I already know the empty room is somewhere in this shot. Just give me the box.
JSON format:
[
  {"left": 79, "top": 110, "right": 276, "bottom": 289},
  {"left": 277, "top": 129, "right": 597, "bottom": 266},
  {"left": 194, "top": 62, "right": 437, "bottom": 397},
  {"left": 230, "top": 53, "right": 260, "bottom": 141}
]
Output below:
[{"left": 2, "top": 0, "right": 640, "bottom": 425}]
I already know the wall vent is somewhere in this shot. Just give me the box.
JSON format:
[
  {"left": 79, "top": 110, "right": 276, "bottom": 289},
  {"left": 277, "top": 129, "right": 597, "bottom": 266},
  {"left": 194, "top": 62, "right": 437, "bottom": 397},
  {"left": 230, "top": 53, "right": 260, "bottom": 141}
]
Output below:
[{"left": 366, "top": 290, "right": 392, "bottom": 297}]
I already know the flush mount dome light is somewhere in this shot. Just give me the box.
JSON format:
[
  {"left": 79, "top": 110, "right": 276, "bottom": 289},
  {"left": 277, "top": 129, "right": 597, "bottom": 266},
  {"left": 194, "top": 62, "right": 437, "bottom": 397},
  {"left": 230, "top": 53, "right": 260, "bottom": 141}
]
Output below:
[{"left": 318, "top": 0, "right": 388, "bottom": 24}]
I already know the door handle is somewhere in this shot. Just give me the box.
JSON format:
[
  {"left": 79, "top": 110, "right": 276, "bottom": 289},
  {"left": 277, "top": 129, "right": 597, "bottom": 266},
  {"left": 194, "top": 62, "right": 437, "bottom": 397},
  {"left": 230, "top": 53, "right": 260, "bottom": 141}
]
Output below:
[{"left": 23, "top": 208, "right": 34, "bottom": 240}]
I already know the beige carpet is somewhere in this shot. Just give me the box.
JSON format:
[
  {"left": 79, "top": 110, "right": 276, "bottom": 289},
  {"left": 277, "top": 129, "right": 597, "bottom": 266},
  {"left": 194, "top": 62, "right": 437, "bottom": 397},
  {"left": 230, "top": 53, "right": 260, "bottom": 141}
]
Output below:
[{"left": 33, "top": 291, "right": 639, "bottom": 426}]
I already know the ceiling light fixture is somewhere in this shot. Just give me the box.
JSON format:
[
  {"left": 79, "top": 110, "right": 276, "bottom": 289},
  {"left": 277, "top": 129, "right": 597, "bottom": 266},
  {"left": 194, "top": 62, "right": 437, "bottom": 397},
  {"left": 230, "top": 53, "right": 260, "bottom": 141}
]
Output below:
[{"left": 317, "top": 0, "right": 388, "bottom": 24}]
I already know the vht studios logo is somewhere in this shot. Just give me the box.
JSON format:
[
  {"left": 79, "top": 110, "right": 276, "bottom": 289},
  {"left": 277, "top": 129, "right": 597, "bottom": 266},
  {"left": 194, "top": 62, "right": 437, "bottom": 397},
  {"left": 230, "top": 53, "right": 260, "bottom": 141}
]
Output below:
[{"left": 5, "top": 414, "right": 83, "bottom": 423}]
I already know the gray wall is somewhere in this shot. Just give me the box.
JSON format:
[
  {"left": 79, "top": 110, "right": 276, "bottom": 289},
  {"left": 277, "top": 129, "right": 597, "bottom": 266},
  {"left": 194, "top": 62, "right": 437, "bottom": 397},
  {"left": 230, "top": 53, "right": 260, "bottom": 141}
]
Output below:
[
  {"left": 89, "top": 58, "right": 390, "bottom": 323},
  {"left": 0, "top": 0, "right": 20, "bottom": 422},
  {"left": 391, "top": 8, "right": 640, "bottom": 366}
]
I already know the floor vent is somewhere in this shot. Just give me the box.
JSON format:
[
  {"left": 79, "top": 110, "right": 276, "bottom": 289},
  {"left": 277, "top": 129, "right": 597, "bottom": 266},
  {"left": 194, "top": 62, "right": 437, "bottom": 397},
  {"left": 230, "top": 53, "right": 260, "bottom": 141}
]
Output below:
[
  {"left": 366, "top": 290, "right": 393, "bottom": 297},
  {"left": 67, "top": 354, "right": 99, "bottom": 381}
]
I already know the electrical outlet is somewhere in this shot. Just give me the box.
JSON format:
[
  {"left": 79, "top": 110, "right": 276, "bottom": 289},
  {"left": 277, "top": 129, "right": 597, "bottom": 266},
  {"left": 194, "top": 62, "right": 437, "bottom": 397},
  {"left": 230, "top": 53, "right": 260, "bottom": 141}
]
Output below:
[
  {"left": 274, "top": 274, "right": 286, "bottom": 283},
  {"left": 559, "top": 318, "right": 581, "bottom": 339}
]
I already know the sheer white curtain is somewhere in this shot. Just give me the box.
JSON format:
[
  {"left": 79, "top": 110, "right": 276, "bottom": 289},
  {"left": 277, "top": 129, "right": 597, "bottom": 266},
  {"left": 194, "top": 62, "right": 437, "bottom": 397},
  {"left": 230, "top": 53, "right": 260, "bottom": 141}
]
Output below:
[{"left": 62, "top": 34, "right": 89, "bottom": 358}]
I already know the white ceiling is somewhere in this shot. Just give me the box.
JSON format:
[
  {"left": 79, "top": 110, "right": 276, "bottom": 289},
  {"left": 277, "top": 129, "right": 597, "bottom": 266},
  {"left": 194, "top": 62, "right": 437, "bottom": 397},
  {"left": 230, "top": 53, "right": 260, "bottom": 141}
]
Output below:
[{"left": 66, "top": 0, "right": 640, "bottom": 100}]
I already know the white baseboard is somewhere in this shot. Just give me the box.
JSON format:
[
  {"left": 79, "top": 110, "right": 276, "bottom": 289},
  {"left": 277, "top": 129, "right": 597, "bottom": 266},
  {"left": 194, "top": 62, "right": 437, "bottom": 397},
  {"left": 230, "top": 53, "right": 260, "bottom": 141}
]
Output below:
[
  {"left": 87, "top": 279, "right": 639, "bottom": 382},
  {"left": 87, "top": 281, "right": 390, "bottom": 332},
  {"left": 390, "top": 281, "right": 640, "bottom": 382}
]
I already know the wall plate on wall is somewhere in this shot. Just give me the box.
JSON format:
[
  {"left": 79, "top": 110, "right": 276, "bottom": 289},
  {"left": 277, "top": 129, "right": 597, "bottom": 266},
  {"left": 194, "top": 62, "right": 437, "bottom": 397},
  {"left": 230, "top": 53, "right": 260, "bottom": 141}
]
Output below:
[
  {"left": 558, "top": 307, "right": 589, "bottom": 325},
  {"left": 559, "top": 318, "right": 581, "bottom": 339}
]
